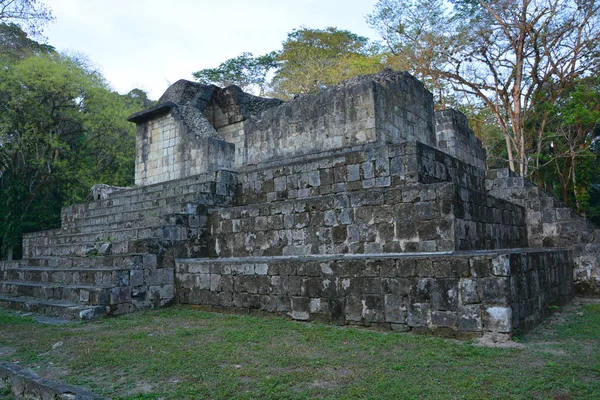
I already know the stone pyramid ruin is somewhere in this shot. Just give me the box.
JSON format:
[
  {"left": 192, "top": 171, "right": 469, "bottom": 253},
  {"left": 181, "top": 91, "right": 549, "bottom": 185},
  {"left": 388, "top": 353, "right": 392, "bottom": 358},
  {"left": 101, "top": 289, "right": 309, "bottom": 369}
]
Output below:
[{"left": 1, "top": 70, "right": 598, "bottom": 341}]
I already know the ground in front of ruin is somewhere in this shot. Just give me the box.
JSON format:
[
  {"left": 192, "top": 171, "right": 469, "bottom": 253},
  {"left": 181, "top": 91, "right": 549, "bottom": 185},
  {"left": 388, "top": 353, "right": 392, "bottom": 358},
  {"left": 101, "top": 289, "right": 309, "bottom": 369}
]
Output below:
[{"left": 1, "top": 299, "right": 599, "bottom": 399}]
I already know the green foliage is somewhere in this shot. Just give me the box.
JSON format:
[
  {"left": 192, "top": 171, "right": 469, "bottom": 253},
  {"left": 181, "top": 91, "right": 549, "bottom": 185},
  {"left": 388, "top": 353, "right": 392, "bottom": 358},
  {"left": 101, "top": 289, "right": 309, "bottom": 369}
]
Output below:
[
  {"left": 533, "top": 77, "right": 600, "bottom": 214},
  {"left": 271, "top": 27, "right": 383, "bottom": 99},
  {"left": 192, "top": 27, "right": 383, "bottom": 100},
  {"left": 0, "top": 43, "right": 146, "bottom": 259},
  {"left": 192, "top": 52, "right": 278, "bottom": 95},
  {"left": 0, "top": 22, "right": 54, "bottom": 59}
]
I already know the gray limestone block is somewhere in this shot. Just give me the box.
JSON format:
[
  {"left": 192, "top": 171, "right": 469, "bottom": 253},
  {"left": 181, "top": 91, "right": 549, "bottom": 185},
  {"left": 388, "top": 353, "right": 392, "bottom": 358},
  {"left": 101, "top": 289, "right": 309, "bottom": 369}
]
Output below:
[
  {"left": 459, "top": 278, "right": 480, "bottom": 305},
  {"left": 110, "top": 287, "right": 132, "bottom": 305},
  {"left": 432, "top": 279, "right": 459, "bottom": 311},
  {"left": 361, "top": 294, "right": 385, "bottom": 324},
  {"left": 480, "top": 277, "right": 510, "bottom": 304},
  {"left": 483, "top": 306, "right": 512, "bottom": 333},
  {"left": 431, "top": 311, "right": 458, "bottom": 329},
  {"left": 492, "top": 255, "right": 511, "bottom": 277},
  {"left": 407, "top": 303, "right": 431, "bottom": 327},
  {"left": 384, "top": 293, "right": 407, "bottom": 323}
]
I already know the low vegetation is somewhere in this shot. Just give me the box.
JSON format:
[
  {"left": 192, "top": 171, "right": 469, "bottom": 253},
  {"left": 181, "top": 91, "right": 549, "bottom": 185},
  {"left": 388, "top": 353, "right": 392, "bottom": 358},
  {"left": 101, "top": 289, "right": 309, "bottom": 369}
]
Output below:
[{"left": 0, "top": 301, "right": 599, "bottom": 399}]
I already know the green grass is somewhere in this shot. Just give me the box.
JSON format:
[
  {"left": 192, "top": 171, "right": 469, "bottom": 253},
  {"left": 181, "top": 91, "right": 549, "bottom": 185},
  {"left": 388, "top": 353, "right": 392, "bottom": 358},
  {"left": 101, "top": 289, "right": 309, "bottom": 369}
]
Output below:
[{"left": 1, "top": 302, "right": 599, "bottom": 399}]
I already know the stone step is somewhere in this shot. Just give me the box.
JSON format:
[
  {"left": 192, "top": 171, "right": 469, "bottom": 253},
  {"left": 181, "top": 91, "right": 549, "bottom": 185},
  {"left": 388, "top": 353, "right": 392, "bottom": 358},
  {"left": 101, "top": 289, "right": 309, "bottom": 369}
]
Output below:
[
  {"left": 94, "top": 171, "right": 230, "bottom": 202},
  {"left": 0, "top": 281, "right": 112, "bottom": 306},
  {"left": 63, "top": 179, "right": 228, "bottom": 224},
  {"left": 23, "top": 225, "right": 190, "bottom": 257},
  {"left": 67, "top": 215, "right": 163, "bottom": 233},
  {"left": 2, "top": 267, "right": 131, "bottom": 286},
  {"left": 63, "top": 210, "right": 200, "bottom": 235},
  {"left": 24, "top": 240, "right": 131, "bottom": 258},
  {"left": 0, "top": 294, "right": 106, "bottom": 320},
  {"left": 63, "top": 191, "right": 204, "bottom": 225},
  {"left": 24, "top": 254, "right": 152, "bottom": 269}
]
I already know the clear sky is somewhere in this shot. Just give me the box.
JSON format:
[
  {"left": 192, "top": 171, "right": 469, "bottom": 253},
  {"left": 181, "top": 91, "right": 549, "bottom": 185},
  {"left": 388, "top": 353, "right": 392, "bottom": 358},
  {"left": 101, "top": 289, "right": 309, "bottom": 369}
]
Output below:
[{"left": 43, "top": 0, "right": 380, "bottom": 100}]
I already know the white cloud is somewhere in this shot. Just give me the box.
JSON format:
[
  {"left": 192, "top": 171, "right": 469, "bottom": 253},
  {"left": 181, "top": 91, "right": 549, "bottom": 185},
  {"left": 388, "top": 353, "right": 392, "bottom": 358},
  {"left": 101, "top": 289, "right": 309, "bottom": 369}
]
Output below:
[{"left": 44, "top": 0, "right": 379, "bottom": 99}]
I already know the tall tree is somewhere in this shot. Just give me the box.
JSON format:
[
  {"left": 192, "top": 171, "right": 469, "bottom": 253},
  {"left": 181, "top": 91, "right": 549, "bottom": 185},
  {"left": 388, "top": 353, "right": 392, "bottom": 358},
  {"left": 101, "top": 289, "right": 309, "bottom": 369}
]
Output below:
[
  {"left": 0, "top": 0, "right": 53, "bottom": 37},
  {"left": 536, "top": 77, "right": 600, "bottom": 211},
  {"left": 368, "top": 0, "right": 600, "bottom": 176},
  {"left": 193, "top": 28, "right": 384, "bottom": 100},
  {"left": 0, "top": 22, "right": 53, "bottom": 59},
  {"left": 192, "top": 52, "right": 278, "bottom": 96},
  {"left": 0, "top": 53, "right": 144, "bottom": 259},
  {"left": 271, "top": 27, "right": 383, "bottom": 99}
]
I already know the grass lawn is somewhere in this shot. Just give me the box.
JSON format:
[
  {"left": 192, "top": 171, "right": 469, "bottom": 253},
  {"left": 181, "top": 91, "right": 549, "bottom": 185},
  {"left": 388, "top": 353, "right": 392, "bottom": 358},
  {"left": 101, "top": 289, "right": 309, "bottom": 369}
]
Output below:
[{"left": 1, "top": 300, "right": 599, "bottom": 399}]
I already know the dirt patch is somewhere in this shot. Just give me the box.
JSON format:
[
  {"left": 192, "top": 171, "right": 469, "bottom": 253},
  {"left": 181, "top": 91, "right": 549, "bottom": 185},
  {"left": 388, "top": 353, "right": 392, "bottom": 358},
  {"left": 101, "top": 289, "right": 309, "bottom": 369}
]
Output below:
[
  {"left": 472, "top": 336, "right": 525, "bottom": 349},
  {"left": 307, "top": 379, "right": 339, "bottom": 390}
]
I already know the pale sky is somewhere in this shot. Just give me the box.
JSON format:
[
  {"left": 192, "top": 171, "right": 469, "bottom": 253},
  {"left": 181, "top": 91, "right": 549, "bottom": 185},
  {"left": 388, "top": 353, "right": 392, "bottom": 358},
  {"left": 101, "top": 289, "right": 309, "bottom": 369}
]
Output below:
[{"left": 43, "top": 0, "right": 380, "bottom": 100}]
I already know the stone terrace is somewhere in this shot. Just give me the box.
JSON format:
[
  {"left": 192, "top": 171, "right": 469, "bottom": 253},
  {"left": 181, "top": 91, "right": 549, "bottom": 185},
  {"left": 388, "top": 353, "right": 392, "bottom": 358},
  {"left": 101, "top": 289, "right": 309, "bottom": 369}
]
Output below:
[{"left": 0, "top": 69, "right": 592, "bottom": 341}]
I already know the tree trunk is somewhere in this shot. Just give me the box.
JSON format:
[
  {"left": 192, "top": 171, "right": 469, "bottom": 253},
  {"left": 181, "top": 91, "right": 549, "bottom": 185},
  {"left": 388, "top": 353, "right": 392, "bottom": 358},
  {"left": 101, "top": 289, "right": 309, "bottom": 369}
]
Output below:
[{"left": 7, "top": 246, "right": 13, "bottom": 261}]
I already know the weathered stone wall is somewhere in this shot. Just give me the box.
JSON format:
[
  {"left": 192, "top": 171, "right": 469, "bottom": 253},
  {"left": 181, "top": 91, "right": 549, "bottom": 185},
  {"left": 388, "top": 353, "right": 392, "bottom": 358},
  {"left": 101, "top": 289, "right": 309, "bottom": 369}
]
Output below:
[
  {"left": 208, "top": 178, "right": 526, "bottom": 258},
  {"left": 373, "top": 71, "right": 435, "bottom": 146},
  {"left": 135, "top": 111, "right": 180, "bottom": 185},
  {"left": 133, "top": 108, "right": 235, "bottom": 186},
  {"left": 241, "top": 79, "right": 377, "bottom": 167},
  {"left": 435, "top": 109, "right": 486, "bottom": 170},
  {"left": 507, "top": 250, "right": 574, "bottom": 333},
  {"left": 207, "top": 141, "right": 525, "bottom": 258},
  {"left": 175, "top": 249, "right": 573, "bottom": 338},
  {"left": 487, "top": 168, "right": 600, "bottom": 296},
  {"left": 234, "top": 142, "right": 487, "bottom": 206},
  {"left": 208, "top": 182, "right": 457, "bottom": 257},
  {"left": 453, "top": 186, "right": 526, "bottom": 250}
]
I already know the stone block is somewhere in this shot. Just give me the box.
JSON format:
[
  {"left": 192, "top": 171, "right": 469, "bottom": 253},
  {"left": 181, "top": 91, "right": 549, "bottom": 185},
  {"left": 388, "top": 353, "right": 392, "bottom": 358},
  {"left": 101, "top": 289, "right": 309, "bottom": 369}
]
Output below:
[
  {"left": 483, "top": 306, "right": 512, "bottom": 333},
  {"left": 458, "top": 305, "right": 483, "bottom": 332}
]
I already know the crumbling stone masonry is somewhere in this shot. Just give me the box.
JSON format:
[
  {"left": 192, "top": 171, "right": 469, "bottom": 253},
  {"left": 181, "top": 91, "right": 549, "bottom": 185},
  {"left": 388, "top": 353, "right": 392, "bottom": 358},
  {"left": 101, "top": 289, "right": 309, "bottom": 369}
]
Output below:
[{"left": 0, "top": 70, "right": 594, "bottom": 340}]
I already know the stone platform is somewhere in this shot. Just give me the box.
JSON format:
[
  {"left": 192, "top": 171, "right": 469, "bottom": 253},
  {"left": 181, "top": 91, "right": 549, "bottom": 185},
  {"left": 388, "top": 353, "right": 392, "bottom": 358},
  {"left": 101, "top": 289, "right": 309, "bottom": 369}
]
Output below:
[
  {"left": 0, "top": 70, "right": 595, "bottom": 340},
  {"left": 176, "top": 250, "right": 572, "bottom": 340}
]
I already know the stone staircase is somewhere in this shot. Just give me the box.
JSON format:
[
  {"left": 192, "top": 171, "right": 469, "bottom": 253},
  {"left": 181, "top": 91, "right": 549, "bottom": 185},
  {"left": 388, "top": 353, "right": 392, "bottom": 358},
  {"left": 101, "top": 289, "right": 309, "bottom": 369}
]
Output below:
[{"left": 0, "top": 171, "right": 235, "bottom": 320}]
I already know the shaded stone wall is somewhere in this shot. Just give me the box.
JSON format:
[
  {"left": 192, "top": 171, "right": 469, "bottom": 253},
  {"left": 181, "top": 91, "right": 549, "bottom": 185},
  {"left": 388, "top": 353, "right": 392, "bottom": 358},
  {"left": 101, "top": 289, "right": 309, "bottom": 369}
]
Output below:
[
  {"left": 507, "top": 251, "right": 574, "bottom": 333},
  {"left": 176, "top": 249, "right": 572, "bottom": 338},
  {"left": 208, "top": 182, "right": 457, "bottom": 257},
  {"left": 208, "top": 181, "right": 525, "bottom": 259},
  {"left": 435, "top": 109, "right": 486, "bottom": 170},
  {"left": 373, "top": 71, "right": 435, "bottom": 146},
  {"left": 487, "top": 168, "right": 600, "bottom": 296},
  {"left": 206, "top": 141, "right": 527, "bottom": 258},
  {"left": 234, "top": 142, "right": 488, "bottom": 206}
]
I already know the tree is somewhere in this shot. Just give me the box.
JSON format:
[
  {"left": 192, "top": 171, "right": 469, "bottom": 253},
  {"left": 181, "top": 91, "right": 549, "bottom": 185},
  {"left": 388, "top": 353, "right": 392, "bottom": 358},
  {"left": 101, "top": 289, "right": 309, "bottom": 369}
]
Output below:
[
  {"left": 0, "top": 52, "right": 144, "bottom": 259},
  {"left": 366, "top": 0, "right": 456, "bottom": 109},
  {"left": 192, "top": 52, "right": 278, "bottom": 96},
  {"left": 0, "top": 22, "right": 53, "bottom": 59},
  {"left": 536, "top": 77, "right": 600, "bottom": 211},
  {"left": 0, "top": 0, "right": 53, "bottom": 37},
  {"left": 125, "top": 88, "right": 157, "bottom": 109},
  {"left": 271, "top": 27, "right": 383, "bottom": 99},
  {"left": 193, "top": 28, "right": 384, "bottom": 100},
  {"left": 368, "top": 0, "right": 600, "bottom": 176}
]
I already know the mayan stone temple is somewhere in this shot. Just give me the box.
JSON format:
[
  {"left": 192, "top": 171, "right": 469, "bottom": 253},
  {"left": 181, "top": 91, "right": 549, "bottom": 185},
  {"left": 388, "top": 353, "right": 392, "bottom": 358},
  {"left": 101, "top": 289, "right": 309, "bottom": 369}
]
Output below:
[{"left": 1, "top": 70, "right": 599, "bottom": 341}]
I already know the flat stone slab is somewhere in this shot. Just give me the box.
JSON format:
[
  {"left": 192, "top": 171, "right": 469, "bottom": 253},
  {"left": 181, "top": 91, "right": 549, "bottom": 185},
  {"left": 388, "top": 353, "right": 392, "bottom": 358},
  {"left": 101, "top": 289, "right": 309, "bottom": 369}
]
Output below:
[{"left": 0, "top": 362, "right": 106, "bottom": 399}]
